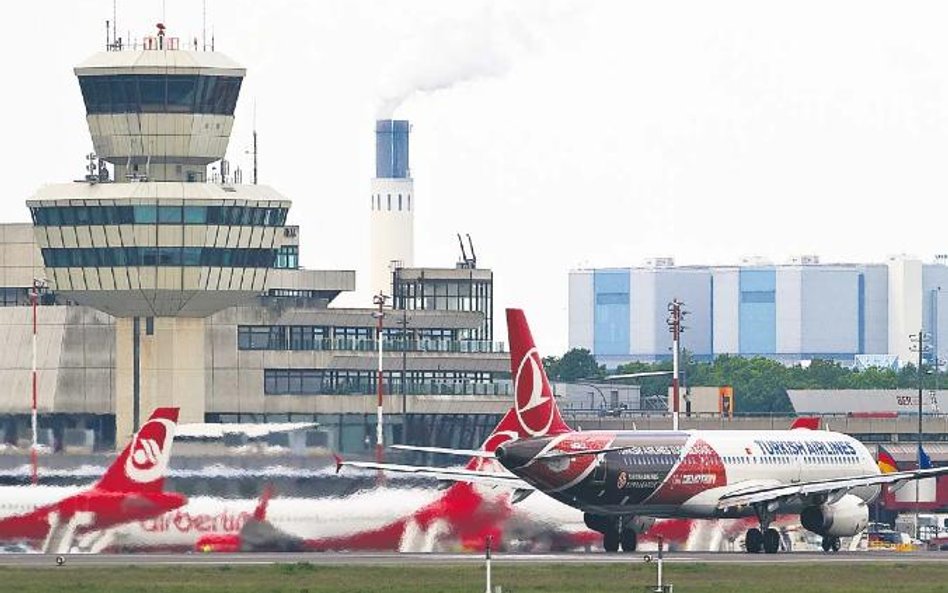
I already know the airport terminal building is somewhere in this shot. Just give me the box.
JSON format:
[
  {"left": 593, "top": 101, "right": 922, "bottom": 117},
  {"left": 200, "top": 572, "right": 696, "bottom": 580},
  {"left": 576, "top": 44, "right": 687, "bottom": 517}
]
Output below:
[
  {"left": 570, "top": 256, "right": 948, "bottom": 367},
  {"left": 0, "top": 35, "right": 509, "bottom": 453}
]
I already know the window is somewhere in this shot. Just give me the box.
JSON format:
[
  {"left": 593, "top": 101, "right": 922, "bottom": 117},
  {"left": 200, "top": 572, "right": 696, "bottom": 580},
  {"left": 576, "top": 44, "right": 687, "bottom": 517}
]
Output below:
[
  {"left": 158, "top": 206, "right": 183, "bottom": 224},
  {"left": 274, "top": 246, "right": 299, "bottom": 269},
  {"left": 398, "top": 194, "right": 402, "bottom": 211},
  {"left": 407, "top": 195, "right": 411, "bottom": 211},
  {"left": 40, "top": 247, "right": 277, "bottom": 268},
  {"left": 387, "top": 195, "right": 391, "bottom": 211},
  {"left": 134, "top": 205, "right": 157, "bottom": 224},
  {"left": 78, "top": 75, "right": 242, "bottom": 115}
]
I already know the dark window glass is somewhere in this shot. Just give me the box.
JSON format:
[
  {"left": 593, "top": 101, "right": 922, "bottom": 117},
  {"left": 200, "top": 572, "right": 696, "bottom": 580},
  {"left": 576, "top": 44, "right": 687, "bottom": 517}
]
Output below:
[
  {"left": 134, "top": 205, "right": 157, "bottom": 223},
  {"left": 139, "top": 77, "right": 166, "bottom": 112},
  {"left": 141, "top": 247, "right": 158, "bottom": 266},
  {"left": 47, "top": 208, "right": 61, "bottom": 226},
  {"left": 60, "top": 207, "right": 76, "bottom": 225},
  {"left": 90, "top": 206, "right": 106, "bottom": 225},
  {"left": 240, "top": 207, "right": 253, "bottom": 226},
  {"left": 184, "top": 206, "right": 206, "bottom": 224},
  {"left": 110, "top": 76, "right": 129, "bottom": 112},
  {"left": 158, "top": 206, "right": 183, "bottom": 224},
  {"left": 251, "top": 207, "right": 265, "bottom": 226},
  {"left": 166, "top": 76, "right": 198, "bottom": 113},
  {"left": 79, "top": 78, "right": 97, "bottom": 113},
  {"left": 206, "top": 206, "right": 222, "bottom": 224},
  {"left": 182, "top": 247, "right": 201, "bottom": 266},
  {"left": 93, "top": 78, "right": 112, "bottom": 112},
  {"left": 75, "top": 207, "right": 91, "bottom": 225},
  {"left": 158, "top": 247, "right": 179, "bottom": 266}
]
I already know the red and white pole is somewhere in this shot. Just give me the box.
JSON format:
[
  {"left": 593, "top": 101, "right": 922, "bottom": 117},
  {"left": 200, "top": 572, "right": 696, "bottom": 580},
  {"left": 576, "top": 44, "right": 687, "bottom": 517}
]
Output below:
[
  {"left": 372, "top": 292, "right": 388, "bottom": 473},
  {"left": 30, "top": 284, "right": 38, "bottom": 485}
]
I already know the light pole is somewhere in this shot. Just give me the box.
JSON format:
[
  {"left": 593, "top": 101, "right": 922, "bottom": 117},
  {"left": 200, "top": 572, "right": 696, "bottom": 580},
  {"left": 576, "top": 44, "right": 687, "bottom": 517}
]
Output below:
[
  {"left": 666, "top": 300, "right": 688, "bottom": 431},
  {"left": 29, "top": 278, "right": 47, "bottom": 486},
  {"left": 909, "top": 330, "right": 931, "bottom": 541},
  {"left": 372, "top": 292, "right": 389, "bottom": 470}
]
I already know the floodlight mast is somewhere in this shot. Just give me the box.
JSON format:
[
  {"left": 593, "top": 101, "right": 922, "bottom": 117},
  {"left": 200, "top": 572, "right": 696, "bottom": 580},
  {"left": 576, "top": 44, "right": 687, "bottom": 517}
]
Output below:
[
  {"left": 667, "top": 299, "right": 687, "bottom": 431},
  {"left": 372, "top": 293, "right": 389, "bottom": 475}
]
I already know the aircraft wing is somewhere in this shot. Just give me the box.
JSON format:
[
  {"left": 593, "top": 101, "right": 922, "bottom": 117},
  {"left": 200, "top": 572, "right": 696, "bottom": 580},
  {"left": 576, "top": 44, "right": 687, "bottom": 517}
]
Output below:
[
  {"left": 717, "top": 466, "right": 948, "bottom": 509},
  {"left": 338, "top": 460, "right": 533, "bottom": 490}
]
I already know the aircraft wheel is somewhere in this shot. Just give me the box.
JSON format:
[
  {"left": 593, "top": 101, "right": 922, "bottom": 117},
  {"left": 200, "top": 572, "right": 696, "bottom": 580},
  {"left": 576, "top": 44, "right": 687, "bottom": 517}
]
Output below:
[
  {"left": 744, "top": 528, "right": 763, "bottom": 553},
  {"left": 55, "top": 556, "right": 65, "bottom": 566},
  {"left": 821, "top": 536, "right": 841, "bottom": 553},
  {"left": 763, "top": 528, "right": 780, "bottom": 554},
  {"left": 603, "top": 530, "right": 620, "bottom": 553},
  {"left": 620, "top": 529, "right": 637, "bottom": 552}
]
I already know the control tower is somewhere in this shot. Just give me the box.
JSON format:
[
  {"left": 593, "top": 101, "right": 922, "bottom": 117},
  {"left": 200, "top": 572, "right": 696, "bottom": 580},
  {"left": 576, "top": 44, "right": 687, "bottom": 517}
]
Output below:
[
  {"left": 26, "top": 29, "right": 291, "bottom": 441},
  {"left": 369, "top": 120, "right": 414, "bottom": 295}
]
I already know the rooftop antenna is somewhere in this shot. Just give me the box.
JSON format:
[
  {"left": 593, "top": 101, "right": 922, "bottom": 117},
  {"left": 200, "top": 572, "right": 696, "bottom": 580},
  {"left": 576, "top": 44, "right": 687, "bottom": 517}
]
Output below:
[
  {"left": 466, "top": 234, "right": 477, "bottom": 269},
  {"left": 105, "top": 19, "right": 110, "bottom": 51},
  {"left": 113, "top": 0, "right": 117, "bottom": 47},
  {"left": 202, "top": 0, "right": 207, "bottom": 51},
  {"left": 457, "top": 233, "right": 469, "bottom": 267}
]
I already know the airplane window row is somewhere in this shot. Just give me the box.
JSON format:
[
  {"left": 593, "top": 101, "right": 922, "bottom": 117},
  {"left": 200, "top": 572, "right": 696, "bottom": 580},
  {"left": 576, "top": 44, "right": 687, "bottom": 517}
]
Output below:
[{"left": 722, "top": 455, "right": 861, "bottom": 465}]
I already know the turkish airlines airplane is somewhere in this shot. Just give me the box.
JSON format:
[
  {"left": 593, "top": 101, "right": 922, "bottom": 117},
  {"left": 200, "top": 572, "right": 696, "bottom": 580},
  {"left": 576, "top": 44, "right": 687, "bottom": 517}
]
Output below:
[
  {"left": 344, "top": 309, "right": 948, "bottom": 554},
  {"left": 0, "top": 407, "right": 185, "bottom": 554}
]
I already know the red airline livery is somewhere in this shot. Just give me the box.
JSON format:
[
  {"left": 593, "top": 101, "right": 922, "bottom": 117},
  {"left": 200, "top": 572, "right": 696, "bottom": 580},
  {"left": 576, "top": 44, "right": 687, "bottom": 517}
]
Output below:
[
  {"left": 344, "top": 309, "right": 948, "bottom": 554},
  {"left": 0, "top": 407, "right": 185, "bottom": 553}
]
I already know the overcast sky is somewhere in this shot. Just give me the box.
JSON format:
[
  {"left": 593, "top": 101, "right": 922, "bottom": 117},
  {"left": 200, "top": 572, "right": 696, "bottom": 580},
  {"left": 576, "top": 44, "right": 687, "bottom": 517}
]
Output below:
[{"left": 4, "top": 1, "right": 948, "bottom": 355}]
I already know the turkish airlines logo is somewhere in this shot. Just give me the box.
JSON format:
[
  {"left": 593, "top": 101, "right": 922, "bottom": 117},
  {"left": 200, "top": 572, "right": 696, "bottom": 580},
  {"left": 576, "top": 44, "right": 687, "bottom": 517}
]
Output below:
[
  {"left": 514, "top": 347, "right": 554, "bottom": 437},
  {"left": 125, "top": 418, "right": 175, "bottom": 484}
]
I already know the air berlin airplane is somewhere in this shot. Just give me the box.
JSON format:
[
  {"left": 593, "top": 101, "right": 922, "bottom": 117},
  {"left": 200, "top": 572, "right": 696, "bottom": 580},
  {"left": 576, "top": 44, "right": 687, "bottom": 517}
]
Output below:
[
  {"left": 109, "top": 409, "right": 598, "bottom": 553},
  {"left": 0, "top": 407, "right": 185, "bottom": 554},
  {"left": 344, "top": 309, "right": 948, "bottom": 554}
]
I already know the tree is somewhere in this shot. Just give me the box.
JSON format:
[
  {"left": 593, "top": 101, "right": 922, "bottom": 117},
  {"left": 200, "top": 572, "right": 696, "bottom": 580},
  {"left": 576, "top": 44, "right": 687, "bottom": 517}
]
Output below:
[{"left": 546, "top": 348, "right": 603, "bottom": 381}]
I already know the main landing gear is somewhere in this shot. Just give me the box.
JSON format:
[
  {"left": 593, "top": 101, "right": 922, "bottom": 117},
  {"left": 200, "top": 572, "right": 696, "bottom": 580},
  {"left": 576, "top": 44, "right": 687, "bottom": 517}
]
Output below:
[
  {"left": 586, "top": 514, "right": 637, "bottom": 553},
  {"left": 744, "top": 527, "right": 781, "bottom": 554},
  {"left": 744, "top": 505, "right": 781, "bottom": 554},
  {"left": 821, "top": 536, "right": 841, "bottom": 553}
]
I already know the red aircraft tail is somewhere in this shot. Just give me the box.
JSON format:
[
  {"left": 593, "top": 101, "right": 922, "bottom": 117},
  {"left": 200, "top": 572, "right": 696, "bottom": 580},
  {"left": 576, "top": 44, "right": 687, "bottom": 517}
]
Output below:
[
  {"left": 505, "top": 308, "right": 572, "bottom": 439},
  {"left": 95, "top": 407, "right": 180, "bottom": 493}
]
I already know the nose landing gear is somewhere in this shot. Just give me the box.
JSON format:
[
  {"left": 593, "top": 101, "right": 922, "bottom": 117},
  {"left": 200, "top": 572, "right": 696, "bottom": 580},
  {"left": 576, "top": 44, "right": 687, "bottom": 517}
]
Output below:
[{"left": 821, "top": 536, "right": 841, "bottom": 552}]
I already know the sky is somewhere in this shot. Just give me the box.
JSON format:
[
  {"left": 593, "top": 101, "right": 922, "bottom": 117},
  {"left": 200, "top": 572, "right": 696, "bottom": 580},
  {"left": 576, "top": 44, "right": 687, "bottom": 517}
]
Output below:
[{"left": 4, "top": 1, "right": 948, "bottom": 355}]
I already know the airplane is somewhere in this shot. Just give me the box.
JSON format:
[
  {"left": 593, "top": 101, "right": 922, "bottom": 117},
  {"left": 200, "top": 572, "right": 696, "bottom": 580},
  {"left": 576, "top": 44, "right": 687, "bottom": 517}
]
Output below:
[
  {"left": 107, "top": 410, "right": 600, "bottom": 554},
  {"left": 0, "top": 407, "right": 185, "bottom": 554},
  {"left": 341, "top": 308, "right": 948, "bottom": 554}
]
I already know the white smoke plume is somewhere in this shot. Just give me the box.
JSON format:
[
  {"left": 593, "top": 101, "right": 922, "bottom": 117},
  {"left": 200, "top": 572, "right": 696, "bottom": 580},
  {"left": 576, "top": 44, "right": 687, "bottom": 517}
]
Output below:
[{"left": 376, "top": 2, "right": 575, "bottom": 119}]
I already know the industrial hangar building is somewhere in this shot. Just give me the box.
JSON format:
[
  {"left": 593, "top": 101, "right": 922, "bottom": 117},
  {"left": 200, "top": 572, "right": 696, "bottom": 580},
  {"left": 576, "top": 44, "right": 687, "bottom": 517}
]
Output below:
[
  {"left": 570, "top": 256, "right": 948, "bottom": 368},
  {"left": 0, "top": 36, "right": 509, "bottom": 454}
]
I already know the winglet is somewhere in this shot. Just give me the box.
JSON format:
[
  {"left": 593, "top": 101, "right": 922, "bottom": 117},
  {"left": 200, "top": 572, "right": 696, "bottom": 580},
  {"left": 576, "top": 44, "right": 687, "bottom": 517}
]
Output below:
[
  {"left": 790, "top": 417, "right": 820, "bottom": 430},
  {"left": 332, "top": 452, "right": 344, "bottom": 474}
]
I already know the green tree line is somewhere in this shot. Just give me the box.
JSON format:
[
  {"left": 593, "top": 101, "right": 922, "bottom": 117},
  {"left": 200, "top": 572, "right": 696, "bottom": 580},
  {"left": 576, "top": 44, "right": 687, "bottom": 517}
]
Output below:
[{"left": 543, "top": 349, "right": 943, "bottom": 414}]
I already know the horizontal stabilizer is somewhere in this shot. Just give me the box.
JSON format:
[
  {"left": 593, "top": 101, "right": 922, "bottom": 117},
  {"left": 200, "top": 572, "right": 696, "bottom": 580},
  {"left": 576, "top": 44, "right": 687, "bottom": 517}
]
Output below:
[{"left": 389, "top": 445, "right": 495, "bottom": 458}]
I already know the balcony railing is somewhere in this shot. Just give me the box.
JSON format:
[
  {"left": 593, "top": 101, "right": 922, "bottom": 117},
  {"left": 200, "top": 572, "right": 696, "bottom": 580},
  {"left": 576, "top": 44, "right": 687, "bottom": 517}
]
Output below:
[{"left": 243, "top": 337, "right": 507, "bottom": 354}]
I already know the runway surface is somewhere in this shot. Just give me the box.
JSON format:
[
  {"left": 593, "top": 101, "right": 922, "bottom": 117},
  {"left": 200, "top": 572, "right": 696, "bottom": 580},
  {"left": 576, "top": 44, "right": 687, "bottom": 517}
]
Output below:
[{"left": 1, "top": 550, "right": 945, "bottom": 567}]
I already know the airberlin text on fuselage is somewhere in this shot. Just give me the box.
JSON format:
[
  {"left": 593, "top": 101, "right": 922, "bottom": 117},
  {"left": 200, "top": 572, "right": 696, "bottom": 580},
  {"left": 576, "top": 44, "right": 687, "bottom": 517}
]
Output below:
[
  {"left": 754, "top": 439, "right": 857, "bottom": 456},
  {"left": 140, "top": 509, "right": 252, "bottom": 534}
]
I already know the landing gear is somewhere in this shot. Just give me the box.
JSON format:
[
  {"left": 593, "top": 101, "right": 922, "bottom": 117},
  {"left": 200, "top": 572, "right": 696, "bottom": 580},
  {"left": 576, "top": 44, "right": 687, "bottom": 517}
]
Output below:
[
  {"left": 821, "top": 536, "right": 841, "bottom": 553},
  {"left": 763, "top": 528, "right": 780, "bottom": 554},
  {"left": 585, "top": 514, "right": 639, "bottom": 553},
  {"left": 621, "top": 529, "right": 637, "bottom": 552},
  {"left": 744, "top": 528, "right": 763, "bottom": 553},
  {"left": 603, "top": 530, "right": 620, "bottom": 552}
]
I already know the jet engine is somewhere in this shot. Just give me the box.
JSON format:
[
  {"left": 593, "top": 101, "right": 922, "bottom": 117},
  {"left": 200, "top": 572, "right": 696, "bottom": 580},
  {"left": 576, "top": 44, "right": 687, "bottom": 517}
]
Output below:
[{"left": 800, "top": 494, "right": 869, "bottom": 537}]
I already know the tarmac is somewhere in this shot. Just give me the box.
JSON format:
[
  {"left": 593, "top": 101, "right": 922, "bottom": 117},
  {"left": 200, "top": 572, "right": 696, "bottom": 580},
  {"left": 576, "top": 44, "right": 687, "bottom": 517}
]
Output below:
[{"left": 1, "top": 550, "right": 944, "bottom": 567}]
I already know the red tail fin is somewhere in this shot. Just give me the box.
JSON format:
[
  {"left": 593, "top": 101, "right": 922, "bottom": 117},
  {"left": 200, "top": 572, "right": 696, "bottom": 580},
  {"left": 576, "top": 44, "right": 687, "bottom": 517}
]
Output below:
[
  {"left": 506, "top": 308, "right": 572, "bottom": 438},
  {"left": 253, "top": 484, "right": 274, "bottom": 521},
  {"left": 789, "top": 416, "right": 820, "bottom": 430},
  {"left": 96, "top": 408, "right": 179, "bottom": 493}
]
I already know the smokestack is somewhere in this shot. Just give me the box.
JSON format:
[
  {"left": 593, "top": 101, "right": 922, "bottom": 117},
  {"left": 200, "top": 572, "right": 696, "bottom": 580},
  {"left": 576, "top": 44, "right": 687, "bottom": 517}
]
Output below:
[
  {"left": 376, "top": 120, "right": 411, "bottom": 179},
  {"left": 369, "top": 120, "right": 414, "bottom": 296}
]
